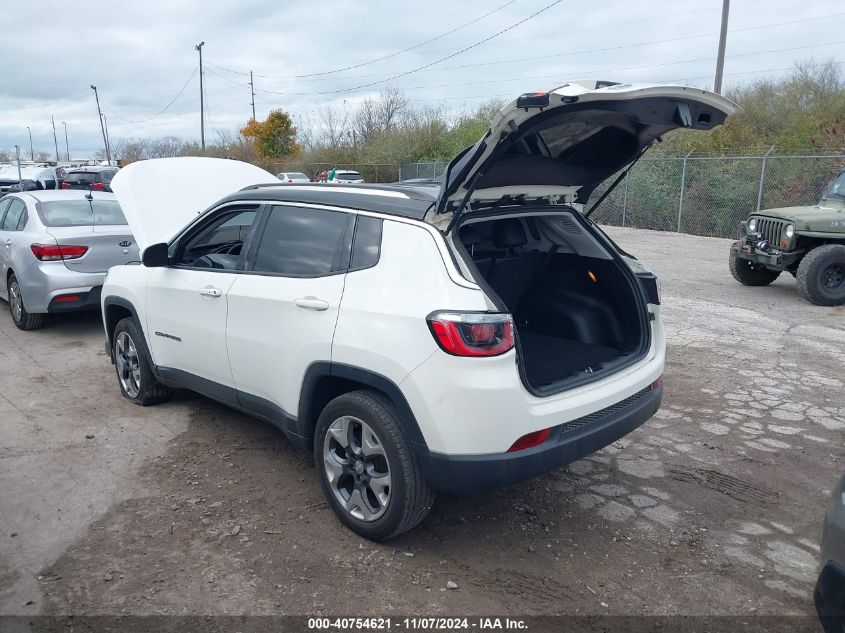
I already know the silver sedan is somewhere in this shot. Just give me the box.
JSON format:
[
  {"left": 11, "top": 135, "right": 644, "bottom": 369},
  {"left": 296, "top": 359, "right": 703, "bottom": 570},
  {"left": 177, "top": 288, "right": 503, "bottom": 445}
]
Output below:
[{"left": 0, "top": 190, "right": 138, "bottom": 330}]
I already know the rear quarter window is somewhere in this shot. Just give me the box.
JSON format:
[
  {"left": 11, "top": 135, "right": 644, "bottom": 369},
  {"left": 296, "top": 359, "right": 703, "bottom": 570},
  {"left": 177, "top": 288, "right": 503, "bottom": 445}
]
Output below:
[{"left": 350, "top": 216, "right": 382, "bottom": 270}]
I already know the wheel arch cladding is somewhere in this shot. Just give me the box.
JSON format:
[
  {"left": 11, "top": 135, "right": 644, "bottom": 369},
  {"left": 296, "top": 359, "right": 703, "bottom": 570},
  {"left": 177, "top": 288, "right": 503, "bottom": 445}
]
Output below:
[
  {"left": 102, "top": 297, "right": 142, "bottom": 348},
  {"left": 298, "top": 362, "right": 430, "bottom": 457}
]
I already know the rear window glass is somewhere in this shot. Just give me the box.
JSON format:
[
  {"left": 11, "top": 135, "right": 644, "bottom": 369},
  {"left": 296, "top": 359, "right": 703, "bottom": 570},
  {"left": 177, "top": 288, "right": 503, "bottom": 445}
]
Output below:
[
  {"left": 338, "top": 172, "right": 361, "bottom": 178},
  {"left": 37, "top": 199, "right": 127, "bottom": 226},
  {"left": 64, "top": 172, "right": 100, "bottom": 184},
  {"left": 289, "top": 173, "right": 309, "bottom": 179}
]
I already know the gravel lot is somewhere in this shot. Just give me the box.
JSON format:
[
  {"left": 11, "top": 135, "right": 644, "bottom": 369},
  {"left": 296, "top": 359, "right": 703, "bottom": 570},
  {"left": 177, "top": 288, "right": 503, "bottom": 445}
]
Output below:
[{"left": 0, "top": 227, "right": 843, "bottom": 618}]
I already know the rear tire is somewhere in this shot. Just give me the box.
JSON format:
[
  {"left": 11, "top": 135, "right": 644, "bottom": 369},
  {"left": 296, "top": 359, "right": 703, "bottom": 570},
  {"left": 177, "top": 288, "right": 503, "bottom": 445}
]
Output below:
[
  {"left": 796, "top": 244, "right": 845, "bottom": 306},
  {"left": 314, "top": 390, "right": 434, "bottom": 541},
  {"left": 112, "top": 317, "right": 171, "bottom": 406},
  {"left": 7, "top": 274, "right": 44, "bottom": 330},
  {"left": 729, "top": 250, "right": 781, "bottom": 286}
]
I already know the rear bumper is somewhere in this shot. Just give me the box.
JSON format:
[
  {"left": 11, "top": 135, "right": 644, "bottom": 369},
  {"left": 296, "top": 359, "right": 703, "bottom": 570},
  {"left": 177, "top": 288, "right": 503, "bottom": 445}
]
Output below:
[
  {"left": 815, "top": 562, "right": 845, "bottom": 633},
  {"left": 421, "top": 384, "right": 662, "bottom": 495},
  {"left": 17, "top": 262, "right": 107, "bottom": 313},
  {"left": 47, "top": 286, "right": 102, "bottom": 313},
  {"left": 731, "top": 241, "right": 803, "bottom": 270}
]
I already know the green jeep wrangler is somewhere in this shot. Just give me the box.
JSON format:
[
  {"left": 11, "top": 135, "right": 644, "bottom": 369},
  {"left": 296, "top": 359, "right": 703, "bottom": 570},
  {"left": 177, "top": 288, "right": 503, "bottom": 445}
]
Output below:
[{"left": 730, "top": 170, "right": 845, "bottom": 306}]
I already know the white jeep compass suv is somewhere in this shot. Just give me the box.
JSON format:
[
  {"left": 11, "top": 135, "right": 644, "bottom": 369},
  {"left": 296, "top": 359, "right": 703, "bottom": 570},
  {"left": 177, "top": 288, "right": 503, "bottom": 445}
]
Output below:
[{"left": 102, "top": 81, "right": 736, "bottom": 540}]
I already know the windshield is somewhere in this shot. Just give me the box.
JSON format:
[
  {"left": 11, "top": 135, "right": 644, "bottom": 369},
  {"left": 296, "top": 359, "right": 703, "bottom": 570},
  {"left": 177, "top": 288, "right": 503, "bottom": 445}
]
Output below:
[
  {"left": 36, "top": 199, "right": 128, "bottom": 226},
  {"left": 822, "top": 172, "right": 845, "bottom": 200}
]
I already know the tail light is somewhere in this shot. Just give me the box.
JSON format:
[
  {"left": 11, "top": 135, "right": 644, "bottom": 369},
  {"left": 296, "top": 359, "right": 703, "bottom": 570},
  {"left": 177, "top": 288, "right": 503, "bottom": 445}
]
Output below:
[
  {"left": 60, "top": 182, "right": 70, "bottom": 189},
  {"left": 31, "top": 243, "right": 89, "bottom": 261},
  {"left": 90, "top": 182, "right": 106, "bottom": 191},
  {"left": 426, "top": 312, "right": 514, "bottom": 357}
]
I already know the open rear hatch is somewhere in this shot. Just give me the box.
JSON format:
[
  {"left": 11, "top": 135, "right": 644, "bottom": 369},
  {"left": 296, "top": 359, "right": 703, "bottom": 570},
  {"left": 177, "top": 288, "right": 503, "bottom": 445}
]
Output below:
[
  {"left": 433, "top": 81, "right": 737, "bottom": 394},
  {"left": 427, "top": 80, "right": 738, "bottom": 229}
]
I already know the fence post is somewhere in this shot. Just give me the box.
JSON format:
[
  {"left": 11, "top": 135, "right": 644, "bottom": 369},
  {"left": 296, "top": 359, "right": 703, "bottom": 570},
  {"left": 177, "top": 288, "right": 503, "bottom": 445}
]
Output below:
[
  {"left": 756, "top": 145, "right": 775, "bottom": 211},
  {"left": 621, "top": 171, "right": 630, "bottom": 227},
  {"left": 676, "top": 151, "right": 693, "bottom": 233}
]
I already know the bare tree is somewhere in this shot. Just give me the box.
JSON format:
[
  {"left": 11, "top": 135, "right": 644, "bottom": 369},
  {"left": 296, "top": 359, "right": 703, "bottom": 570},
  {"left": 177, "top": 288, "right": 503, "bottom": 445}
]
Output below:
[
  {"left": 353, "top": 89, "right": 409, "bottom": 146},
  {"left": 318, "top": 103, "right": 350, "bottom": 150},
  {"left": 376, "top": 88, "right": 408, "bottom": 133}
]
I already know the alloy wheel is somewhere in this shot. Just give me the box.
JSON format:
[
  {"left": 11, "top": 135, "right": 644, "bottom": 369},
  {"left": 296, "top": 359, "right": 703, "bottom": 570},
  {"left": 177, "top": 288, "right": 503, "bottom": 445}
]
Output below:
[
  {"left": 822, "top": 263, "right": 844, "bottom": 291},
  {"left": 115, "top": 331, "right": 142, "bottom": 398},
  {"left": 8, "top": 280, "right": 22, "bottom": 323},
  {"left": 323, "top": 416, "right": 391, "bottom": 521}
]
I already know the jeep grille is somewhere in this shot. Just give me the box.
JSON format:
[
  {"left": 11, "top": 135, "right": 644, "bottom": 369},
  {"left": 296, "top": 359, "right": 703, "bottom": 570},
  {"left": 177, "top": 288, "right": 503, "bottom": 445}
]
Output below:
[{"left": 753, "top": 217, "right": 787, "bottom": 245}]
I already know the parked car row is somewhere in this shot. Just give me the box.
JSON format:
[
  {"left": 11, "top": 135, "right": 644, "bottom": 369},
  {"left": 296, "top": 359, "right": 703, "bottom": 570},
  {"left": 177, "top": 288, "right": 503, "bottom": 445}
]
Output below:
[
  {"left": 0, "top": 81, "right": 842, "bottom": 628},
  {"left": 277, "top": 170, "right": 365, "bottom": 184},
  {"left": 0, "top": 164, "right": 119, "bottom": 193}
]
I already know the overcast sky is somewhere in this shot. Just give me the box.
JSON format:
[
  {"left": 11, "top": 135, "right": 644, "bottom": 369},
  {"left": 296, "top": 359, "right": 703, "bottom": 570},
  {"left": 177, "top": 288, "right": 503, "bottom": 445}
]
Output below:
[{"left": 3, "top": 0, "right": 843, "bottom": 158}]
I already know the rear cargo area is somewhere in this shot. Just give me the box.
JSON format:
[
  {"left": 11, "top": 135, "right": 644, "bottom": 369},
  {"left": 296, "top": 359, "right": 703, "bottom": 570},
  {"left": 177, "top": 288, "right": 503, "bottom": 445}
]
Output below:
[{"left": 457, "top": 213, "right": 647, "bottom": 393}]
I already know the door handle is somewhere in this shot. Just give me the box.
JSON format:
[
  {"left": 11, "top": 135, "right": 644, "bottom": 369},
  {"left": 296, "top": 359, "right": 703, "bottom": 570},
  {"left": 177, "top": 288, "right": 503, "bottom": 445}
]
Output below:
[
  {"left": 294, "top": 296, "right": 329, "bottom": 311},
  {"left": 199, "top": 286, "right": 222, "bottom": 298}
]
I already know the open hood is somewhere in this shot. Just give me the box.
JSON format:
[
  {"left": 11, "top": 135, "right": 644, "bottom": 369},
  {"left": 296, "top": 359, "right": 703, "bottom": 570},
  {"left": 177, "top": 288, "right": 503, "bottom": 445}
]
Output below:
[
  {"left": 110, "top": 157, "right": 276, "bottom": 254},
  {"left": 432, "top": 80, "right": 739, "bottom": 226}
]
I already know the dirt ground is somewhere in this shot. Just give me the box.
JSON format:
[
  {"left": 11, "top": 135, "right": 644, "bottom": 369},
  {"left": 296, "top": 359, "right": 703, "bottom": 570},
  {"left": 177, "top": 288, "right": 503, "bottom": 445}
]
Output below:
[{"left": 0, "top": 227, "right": 843, "bottom": 618}]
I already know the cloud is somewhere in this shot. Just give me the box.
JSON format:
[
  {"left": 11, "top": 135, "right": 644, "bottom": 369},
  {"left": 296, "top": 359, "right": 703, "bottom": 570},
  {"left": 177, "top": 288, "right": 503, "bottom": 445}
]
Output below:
[{"left": 2, "top": 0, "right": 843, "bottom": 157}]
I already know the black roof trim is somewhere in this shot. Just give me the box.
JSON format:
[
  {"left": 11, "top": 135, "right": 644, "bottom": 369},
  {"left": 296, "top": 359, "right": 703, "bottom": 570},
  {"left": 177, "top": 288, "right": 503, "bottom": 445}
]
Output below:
[{"left": 221, "top": 182, "right": 438, "bottom": 220}]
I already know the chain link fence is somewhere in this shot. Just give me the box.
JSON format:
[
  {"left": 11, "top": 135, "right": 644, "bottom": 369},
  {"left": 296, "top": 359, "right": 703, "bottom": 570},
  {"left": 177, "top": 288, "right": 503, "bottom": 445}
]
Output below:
[
  {"left": 399, "top": 160, "right": 450, "bottom": 181},
  {"left": 260, "top": 155, "right": 844, "bottom": 239},
  {"left": 586, "top": 154, "right": 845, "bottom": 239}
]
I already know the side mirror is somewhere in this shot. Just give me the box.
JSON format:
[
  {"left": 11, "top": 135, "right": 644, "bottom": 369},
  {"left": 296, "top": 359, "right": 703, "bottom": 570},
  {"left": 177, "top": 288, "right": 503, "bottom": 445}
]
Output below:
[{"left": 142, "top": 242, "right": 169, "bottom": 267}]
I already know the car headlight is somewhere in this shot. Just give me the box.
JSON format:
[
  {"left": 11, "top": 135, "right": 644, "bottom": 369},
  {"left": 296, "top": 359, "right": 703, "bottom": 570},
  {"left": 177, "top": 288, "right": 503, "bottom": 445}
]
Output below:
[
  {"left": 747, "top": 217, "right": 757, "bottom": 232},
  {"left": 785, "top": 224, "right": 794, "bottom": 239}
]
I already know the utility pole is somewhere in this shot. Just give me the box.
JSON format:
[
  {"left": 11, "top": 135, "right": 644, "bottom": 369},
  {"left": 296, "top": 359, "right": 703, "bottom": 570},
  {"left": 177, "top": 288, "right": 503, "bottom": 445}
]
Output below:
[
  {"left": 102, "top": 114, "right": 112, "bottom": 164},
  {"left": 15, "top": 146, "right": 22, "bottom": 183},
  {"left": 90, "top": 85, "right": 112, "bottom": 164},
  {"left": 62, "top": 122, "right": 70, "bottom": 161},
  {"left": 26, "top": 126, "right": 33, "bottom": 161},
  {"left": 249, "top": 70, "right": 256, "bottom": 121},
  {"left": 196, "top": 41, "right": 206, "bottom": 150},
  {"left": 713, "top": 0, "right": 730, "bottom": 94},
  {"left": 51, "top": 115, "right": 60, "bottom": 162}
]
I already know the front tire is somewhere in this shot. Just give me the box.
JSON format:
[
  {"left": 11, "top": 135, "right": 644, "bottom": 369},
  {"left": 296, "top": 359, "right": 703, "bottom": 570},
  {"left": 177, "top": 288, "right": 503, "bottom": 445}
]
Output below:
[
  {"left": 112, "top": 317, "right": 172, "bottom": 406},
  {"left": 796, "top": 244, "right": 845, "bottom": 306},
  {"left": 315, "top": 390, "right": 434, "bottom": 541},
  {"left": 729, "top": 249, "right": 781, "bottom": 286},
  {"left": 7, "top": 274, "right": 44, "bottom": 330}
]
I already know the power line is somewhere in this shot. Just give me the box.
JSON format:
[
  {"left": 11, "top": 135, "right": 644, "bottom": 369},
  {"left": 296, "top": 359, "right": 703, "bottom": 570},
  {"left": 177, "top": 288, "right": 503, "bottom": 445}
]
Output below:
[
  {"left": 280, "top": 0, "right": 521, "bottom": 79},
  {"left": 103, "top": 66, "right": 198, "bottom": 124},
  {"left": 206, "top": 36, "right": 844, "bottom": 101},
  {"left": 311, "top": 0, "right": 565, "bottom": 93},
  {"left": 204, "top": 0, "right": 520, "bottom": 80},
  {"left": 212, "top": 0, "right": 565, "bottom": 97},
  {"left": 206, "top": 9, "right": 845, "bottom": 97},
  {"left": 205, "top": 0, "right": 772, "bottom": 84}
]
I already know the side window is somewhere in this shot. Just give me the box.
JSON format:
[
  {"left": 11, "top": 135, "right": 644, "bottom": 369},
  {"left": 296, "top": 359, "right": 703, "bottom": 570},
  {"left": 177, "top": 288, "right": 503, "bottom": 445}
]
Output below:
[
  {"left": 350, "top": 216, "right": 383, "bottom": 270},
  {"left": 252, "top": 205, "right": 351, "bottom": 276},
  {"left": 174, "top": 208, "right": 259, "bottom": 270},
  {"left": 0, "top": 198, "right": 11, "bottom": 227},
  {"left": 1, "top": 199, "right": 26, "bottom": 231},
  {"left": 16, "top": 207, "right": 28, "bottom": 230}
]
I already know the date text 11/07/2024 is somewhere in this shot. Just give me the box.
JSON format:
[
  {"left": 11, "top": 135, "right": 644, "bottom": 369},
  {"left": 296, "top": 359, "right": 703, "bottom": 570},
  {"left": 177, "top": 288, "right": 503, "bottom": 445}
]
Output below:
[{"left": 307, "top": 617, "right": 529, "bottom": 630}]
